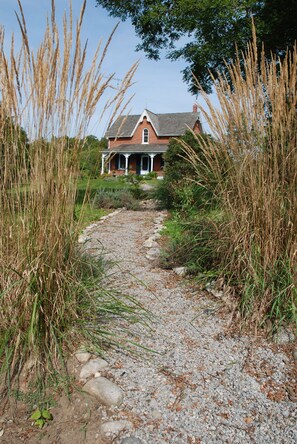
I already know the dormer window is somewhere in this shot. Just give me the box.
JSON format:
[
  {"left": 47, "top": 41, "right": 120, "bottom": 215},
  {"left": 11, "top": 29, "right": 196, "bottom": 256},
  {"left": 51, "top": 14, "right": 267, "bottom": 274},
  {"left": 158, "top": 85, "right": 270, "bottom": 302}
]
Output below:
[{"left": 142, "top": 128, "right": 149, "bottom": 144}]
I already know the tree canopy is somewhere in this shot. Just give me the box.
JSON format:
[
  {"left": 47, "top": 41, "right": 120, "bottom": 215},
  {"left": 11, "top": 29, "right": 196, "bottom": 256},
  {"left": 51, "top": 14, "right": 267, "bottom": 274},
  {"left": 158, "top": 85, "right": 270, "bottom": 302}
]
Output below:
[{"left": 96, "top": 0, "right": 297, "bottom": 93}]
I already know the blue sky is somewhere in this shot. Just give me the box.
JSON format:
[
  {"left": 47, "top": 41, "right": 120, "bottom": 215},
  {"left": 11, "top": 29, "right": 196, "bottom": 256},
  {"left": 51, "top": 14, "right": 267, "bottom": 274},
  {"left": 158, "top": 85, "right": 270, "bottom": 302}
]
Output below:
[{"left": 0, "top": 0, "right": 211, "bottom": 138}]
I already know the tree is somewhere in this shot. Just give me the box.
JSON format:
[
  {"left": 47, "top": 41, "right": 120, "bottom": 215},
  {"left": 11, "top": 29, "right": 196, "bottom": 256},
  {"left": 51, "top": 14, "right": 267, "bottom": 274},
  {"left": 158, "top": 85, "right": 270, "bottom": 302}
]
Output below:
[
  {"left": 79, "top": 135, "right": 107, "bottom": 178},
  {"left": 158, "top": 131, "right": 213, "bottom": 209},
  {"left": 96, "top": 0, "right": 297, "bottom": 93}
]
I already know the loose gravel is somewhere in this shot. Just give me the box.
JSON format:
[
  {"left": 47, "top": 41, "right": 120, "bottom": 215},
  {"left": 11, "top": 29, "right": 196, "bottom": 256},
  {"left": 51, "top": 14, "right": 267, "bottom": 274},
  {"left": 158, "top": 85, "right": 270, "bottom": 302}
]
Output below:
[{"left": 85, "top": 209, "right": 297, "bottom": 444}]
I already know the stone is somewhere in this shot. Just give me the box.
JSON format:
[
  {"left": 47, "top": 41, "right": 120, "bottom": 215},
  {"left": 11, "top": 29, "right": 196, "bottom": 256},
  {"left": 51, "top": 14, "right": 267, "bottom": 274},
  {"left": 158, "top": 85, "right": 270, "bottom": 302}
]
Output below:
[
  {"left": 78, "top": 235, "right": 90, "bottom": 244},
  {"left": 152, "top": 233, "right": 161, "bottom": 240},
  {"left": 151, "top": 409, "right": 162, "bottom": 419},
  {"left": 143, "top": 238, "right": 158, "bottom": 248},
  {"left": 121, "top": 437, "right": 144, "bottom": 444},
  {"left": 80, "top": 358, "right": 109, "bottom": 379},
  {"left": 99, "top": 420, "right": 133, "bottom": 437},
  {"left": 173, "top": 266, "right": 187, "bottom": 277},
  {"left": 292, "top": 349, "right": 297, "bottom": 362},
  {"left": 83, "top": 377, "right": 124, "bottom": 406},
  {"left": 273, "top": 327, "right": 295, "bottom": 345},
  {"left": 146, "top": 248, "right": 160, "bottom": 260},
  {"left": 75, "top": 352, "right": 91, "bottom": 364}
]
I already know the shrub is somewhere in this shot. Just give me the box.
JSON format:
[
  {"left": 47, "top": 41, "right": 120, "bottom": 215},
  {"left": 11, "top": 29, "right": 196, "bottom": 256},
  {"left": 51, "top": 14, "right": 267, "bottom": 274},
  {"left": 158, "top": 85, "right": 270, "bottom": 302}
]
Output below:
[
  {"left": 155, "top": 131, "right": 214, "bottom": 210},
  {"left": 93, "top": 189, "right": 140, "bottom": 210}
]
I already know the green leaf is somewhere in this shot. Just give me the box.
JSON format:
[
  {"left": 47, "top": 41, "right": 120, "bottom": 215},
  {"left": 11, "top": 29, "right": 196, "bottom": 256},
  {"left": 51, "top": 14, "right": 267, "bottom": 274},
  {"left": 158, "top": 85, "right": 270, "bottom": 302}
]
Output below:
[
  {"left": 35, "top": 419, "right": 45, "bottom": 428},
  {"left": 30, "top": 409, "right": 42, "bottom": 420},
  {"left": 42, "top": 409, "right": 53, "bottom": 420}
]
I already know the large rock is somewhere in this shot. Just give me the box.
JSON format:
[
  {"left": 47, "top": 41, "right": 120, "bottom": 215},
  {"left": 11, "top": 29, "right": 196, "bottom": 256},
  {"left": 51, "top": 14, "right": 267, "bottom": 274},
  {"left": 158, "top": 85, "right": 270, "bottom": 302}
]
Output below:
[
  {"left": 83, "top": 377, "right": 124, "bottom": 406},
  {"left": 80, "top": 358, "right": 109, "bottom": 379}
]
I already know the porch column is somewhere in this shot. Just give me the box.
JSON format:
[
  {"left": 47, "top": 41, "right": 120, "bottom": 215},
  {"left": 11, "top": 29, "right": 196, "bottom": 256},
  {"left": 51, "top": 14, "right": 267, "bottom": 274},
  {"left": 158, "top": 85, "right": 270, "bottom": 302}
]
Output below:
[
  {"left": 124, "top": 153, "right": 130, "bottom": 175},
  {"left": 101, "top": 153, "right": 106, "bottom": 174},
  {"left": 149, "top": 153, "right": 156, "bottom": 172},
  {"left": 108, "top": 159, "right": 111, "bottom": 174}
]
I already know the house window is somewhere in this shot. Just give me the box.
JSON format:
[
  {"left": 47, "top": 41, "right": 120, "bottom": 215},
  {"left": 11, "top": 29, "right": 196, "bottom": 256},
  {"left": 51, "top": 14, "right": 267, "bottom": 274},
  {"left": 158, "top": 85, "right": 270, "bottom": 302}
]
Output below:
[
  {"left": 142, "top": 128, "right": 149, "bottom": 144},
  {"left": 118, "top": 154, "right": 126, "bottom": 170}
]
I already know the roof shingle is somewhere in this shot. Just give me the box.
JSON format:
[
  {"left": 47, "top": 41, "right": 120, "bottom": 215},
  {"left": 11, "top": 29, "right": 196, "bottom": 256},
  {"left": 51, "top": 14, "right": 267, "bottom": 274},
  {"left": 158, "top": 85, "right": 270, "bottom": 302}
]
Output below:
[{"left": 105, "top": 109, "right": 200, "bottom": 138}]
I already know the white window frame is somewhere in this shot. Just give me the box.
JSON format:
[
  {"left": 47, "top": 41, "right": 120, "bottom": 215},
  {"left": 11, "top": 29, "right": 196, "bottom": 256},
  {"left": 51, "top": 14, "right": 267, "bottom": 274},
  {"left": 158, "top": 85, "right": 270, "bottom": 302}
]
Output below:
[
  {"left": 118, "top": 154, "right": 126, "bottom": 170},
  {"left": 142, "top": 128, "right": 149, "bottom": 144}
]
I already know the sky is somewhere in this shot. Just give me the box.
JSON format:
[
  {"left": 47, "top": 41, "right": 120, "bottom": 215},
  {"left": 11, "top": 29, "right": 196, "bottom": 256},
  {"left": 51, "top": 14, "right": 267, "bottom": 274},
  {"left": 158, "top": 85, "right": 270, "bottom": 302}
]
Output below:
[{"left": 0, "top": 0, "right": 212, "bottom": 138}]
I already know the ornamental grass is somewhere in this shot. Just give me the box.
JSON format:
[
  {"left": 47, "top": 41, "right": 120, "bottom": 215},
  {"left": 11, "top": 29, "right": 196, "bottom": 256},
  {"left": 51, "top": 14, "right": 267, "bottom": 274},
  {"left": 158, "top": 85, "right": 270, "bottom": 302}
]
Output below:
[
  {"left": 182, "top": 28, "right": 297, "bottom": 329},
  {"left": 0, "top": 0, "right": 139, "bottom": 396}
]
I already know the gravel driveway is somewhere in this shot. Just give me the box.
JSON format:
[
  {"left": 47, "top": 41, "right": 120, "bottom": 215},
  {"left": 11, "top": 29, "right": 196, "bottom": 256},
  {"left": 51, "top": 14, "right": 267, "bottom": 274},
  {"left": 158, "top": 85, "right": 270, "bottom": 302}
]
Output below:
[{"left": 85, "top": 208, "right": 297, "bottom": 444}]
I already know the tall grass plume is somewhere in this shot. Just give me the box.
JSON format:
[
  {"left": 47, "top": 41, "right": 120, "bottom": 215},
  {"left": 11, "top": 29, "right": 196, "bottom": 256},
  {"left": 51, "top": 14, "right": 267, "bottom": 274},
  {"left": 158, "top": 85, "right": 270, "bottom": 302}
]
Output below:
[
  {"left": 183, "top": 29, "right": 297, "bottom": 329},
  {"left": 0, "top": 0, "right": 138, "bottom": 395}
]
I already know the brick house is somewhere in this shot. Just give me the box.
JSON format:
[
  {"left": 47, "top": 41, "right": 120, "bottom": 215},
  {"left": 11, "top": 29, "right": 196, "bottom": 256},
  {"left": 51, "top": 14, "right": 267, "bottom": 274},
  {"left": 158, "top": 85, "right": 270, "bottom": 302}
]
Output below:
[{"left": 101, "top": 106, "right": 202, "bottom": 176}]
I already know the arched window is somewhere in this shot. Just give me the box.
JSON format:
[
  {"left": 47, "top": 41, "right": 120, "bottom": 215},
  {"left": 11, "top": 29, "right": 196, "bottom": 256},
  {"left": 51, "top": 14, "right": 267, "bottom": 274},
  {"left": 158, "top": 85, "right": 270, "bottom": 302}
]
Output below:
[{"left": 142, "top": 128, "right": 149, "bottom": 144}]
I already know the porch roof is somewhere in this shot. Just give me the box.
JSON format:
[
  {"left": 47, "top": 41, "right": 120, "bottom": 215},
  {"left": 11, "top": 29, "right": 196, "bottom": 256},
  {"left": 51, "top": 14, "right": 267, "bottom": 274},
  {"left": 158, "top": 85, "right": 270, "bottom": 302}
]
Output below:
[{"left": 103, "top": 144, "right": 168, "bottom": 154}]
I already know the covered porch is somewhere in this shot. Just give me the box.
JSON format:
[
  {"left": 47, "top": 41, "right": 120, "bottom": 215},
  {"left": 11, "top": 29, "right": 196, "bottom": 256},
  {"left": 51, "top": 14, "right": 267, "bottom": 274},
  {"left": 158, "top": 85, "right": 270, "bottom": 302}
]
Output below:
[{"left": 101, "top": 144, "right": 167, "bottom": 177}]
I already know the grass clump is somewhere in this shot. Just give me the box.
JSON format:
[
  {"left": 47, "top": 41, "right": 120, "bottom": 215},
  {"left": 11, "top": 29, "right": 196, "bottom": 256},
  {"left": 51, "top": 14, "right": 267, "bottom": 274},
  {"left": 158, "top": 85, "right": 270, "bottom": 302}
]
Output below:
[
  {"left": 182, "top": 28, "right": 297, "bottom": 329},
  {"left": 93, "top": 188, "right": 140, "bottom": 210},
  {"left": 0, "top": 0, "right": 139, "bottom": 397}
]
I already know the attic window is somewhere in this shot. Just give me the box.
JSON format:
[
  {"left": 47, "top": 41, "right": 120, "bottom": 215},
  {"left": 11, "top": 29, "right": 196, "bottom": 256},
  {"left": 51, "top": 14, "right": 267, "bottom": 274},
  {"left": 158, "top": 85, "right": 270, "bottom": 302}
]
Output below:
[{"left": 142, "top": 128, "right": 149, "bottom": 144}]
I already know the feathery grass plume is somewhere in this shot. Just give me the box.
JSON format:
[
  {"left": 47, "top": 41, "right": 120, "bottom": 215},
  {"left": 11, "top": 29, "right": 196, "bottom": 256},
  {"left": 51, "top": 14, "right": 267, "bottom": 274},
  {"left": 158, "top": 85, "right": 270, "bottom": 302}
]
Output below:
[
  {"left": 0, "top": 0, "right": 139, "bottom": 395},
  {"left": 181, "top": 28, "right": 297, "bottom": 330}
]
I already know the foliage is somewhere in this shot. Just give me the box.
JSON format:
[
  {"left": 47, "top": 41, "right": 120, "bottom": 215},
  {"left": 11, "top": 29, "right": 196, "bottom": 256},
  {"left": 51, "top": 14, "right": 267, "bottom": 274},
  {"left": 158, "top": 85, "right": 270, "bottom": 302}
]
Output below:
[
  {"left": 96, "top": 0, "right": 297, "bottom": 93},
  {"left": 183, "top": 32, "right": 297, "bottom": 327},
  {"left": 0, "top": 113, "right": 29, "bottom": 181},
  {"left": 31, "top": 408, "right": 53, "bottom": 429},
  {"left": 79, "top": 136, "right": 107, "bottom": 178},
  {"left": 155, "top": 131, "right": 214, "bottom": 210},
  {"left": 0, "top": 0, "right": 137, "bottom": 396},
  {"left": 160, "top": 210, "right": 223, "bottom": 277}
]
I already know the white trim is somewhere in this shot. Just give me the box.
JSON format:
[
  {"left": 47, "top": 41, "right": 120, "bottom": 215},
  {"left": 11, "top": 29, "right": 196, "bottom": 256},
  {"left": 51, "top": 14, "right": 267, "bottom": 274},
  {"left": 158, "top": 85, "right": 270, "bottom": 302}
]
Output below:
[
  {"left": 130, "top": 109, "right": 159, "bottom": 137},
  {"left": 142, "top": 128, "right": 149, "bottom": 144}
]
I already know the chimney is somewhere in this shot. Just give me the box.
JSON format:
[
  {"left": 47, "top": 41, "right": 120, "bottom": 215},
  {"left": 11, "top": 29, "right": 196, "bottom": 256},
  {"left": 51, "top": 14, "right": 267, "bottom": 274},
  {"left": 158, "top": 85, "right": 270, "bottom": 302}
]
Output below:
[{"left": 193, "top": 103, "right": 198, "bottom": 113}]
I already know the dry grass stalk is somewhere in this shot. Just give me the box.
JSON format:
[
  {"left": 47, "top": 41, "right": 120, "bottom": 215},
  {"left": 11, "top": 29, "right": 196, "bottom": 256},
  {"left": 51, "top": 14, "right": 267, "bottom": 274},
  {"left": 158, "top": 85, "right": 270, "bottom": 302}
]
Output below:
[
  {"left": 0, "top": 0, "right": 136, "bottom": 390},
  {"left": 182, "top": 30, "right": 297, "bottom": 327}
]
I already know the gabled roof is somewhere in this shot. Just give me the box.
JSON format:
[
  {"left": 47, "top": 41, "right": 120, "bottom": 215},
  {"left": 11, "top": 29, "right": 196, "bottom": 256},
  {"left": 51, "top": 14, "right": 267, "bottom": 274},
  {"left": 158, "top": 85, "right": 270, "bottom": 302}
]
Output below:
[{"left": 105, "top": 109, "right": 200, "bottom": 138}]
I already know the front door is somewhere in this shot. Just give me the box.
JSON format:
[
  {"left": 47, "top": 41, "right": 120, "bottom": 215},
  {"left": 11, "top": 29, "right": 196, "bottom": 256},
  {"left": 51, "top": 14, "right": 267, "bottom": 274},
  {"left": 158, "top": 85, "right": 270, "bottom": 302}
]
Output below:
[{"left": 140, "top": 154, "right": 150, "bottom": 175}]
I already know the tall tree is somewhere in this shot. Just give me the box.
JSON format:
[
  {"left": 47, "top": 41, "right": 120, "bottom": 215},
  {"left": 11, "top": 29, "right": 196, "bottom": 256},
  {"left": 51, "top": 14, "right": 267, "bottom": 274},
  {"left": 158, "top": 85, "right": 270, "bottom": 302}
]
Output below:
[{"left": 96, "top": 0, "right": 297, "bottom": 93}]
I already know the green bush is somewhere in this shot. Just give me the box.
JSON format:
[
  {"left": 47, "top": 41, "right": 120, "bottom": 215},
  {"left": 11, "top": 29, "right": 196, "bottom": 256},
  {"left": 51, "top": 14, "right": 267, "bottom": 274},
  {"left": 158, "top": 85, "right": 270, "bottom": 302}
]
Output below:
[{"left": 155, "top": 131, "right": 214, "bottom": 210}]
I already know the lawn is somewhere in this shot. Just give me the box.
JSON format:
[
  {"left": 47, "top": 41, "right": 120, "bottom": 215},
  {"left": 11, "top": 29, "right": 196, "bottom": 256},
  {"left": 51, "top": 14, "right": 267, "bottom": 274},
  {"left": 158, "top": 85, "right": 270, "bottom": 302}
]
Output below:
[{"left": 75, "top": 175, "right": 160, "bottom": 228}]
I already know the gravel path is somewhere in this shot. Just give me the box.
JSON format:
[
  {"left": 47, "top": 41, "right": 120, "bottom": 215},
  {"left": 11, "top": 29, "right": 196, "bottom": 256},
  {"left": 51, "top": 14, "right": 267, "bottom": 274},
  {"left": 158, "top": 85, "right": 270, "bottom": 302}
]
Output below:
[{"left": 85, "top": 209, "right": 296, "bottom": 444}]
